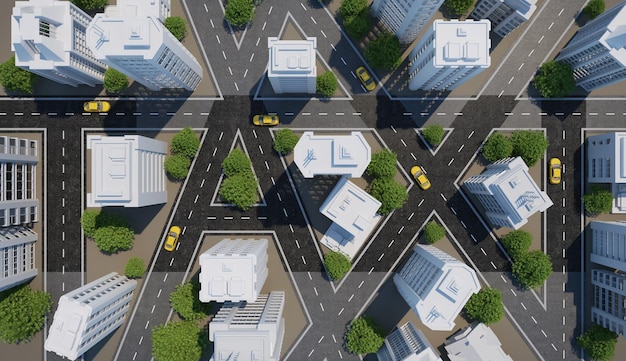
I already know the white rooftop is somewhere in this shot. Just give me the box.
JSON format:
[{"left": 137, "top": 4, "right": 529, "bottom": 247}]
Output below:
[
  {"left": 506, "top": 0, "right": 538, "bottom": 18},
  {"left": 445, "top": 322, "right": 513, "bottom": 361},
  {"left": 267, "top": 37, "right": 316, "bottom": 76},
  {"left": 294, "top": 131, "right": 371, "bottom": 178},
  {"left": 434, "top": 20, "right": 491, "bottom": 67},
  {"left": 104, "top": 0, "right": 170, "bottom": 20}
]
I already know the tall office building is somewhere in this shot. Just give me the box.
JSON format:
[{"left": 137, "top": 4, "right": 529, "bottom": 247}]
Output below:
[
  {"left": 0, "top": 136, "right": 39, "bottom": 227},
  {"left": 590, "top": 221, "right": 626, "bottom": 272},
  {"left": 267, "top": 37, "right": 317, "bottom": 94},
  {"left": 464, "top": 157, "right": 553, "bottom": 230},
  {"left": 591, "top": 269, "right": 626, "bottom": 335},
  {"left": 555, "top": 1, "right": 626, "bottom": 91},
  {"left": 209, "top": 291, "right": 285, "bottom": 361},
  {"left": 408, "top": 20, "right": 491, "bottom": 91},
  {"left": 470, "top": 0, "right": 537, "bottom": 38},
  {"left": 45, "top": 272, "right": 137, "bottom": 360},
  {"left": 394, "top": 245, "right": 480, "bottom": 331},
  {"left": 377, "top": 321, "right": 442, "bottom": 361},
  {"left": 0, "top": 226, "right": 37, "bottom": 292},
  {"left": 444, "top": 322, "right": 513, "bottom": 360},
  {"left": 587, "top": 132, "right": 626, "bottom": 212},
  {"left": 11, "top": 0, "right": 107, "bottom": 87},
  {"left": 87, "top": 0, "right": 202, "bottom": 91},
  {"left": 372, "top": 0, "right": 445, "bottom": 44}
]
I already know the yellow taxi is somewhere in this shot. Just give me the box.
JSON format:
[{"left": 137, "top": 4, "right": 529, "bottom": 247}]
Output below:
[
  {"left": 163, "top": 226, "right": 181, "bottom": 252},
  {"left": 549, "top": 158, "right": 562, "bottom": 185},
  {"left": 83, "top": 101, "right": 110, "bottom": 112},
  {"left": 253, "top": 114, "right": 279, "bottom": 126},
  {"left": 411, "top": 165, "right": 431, "bottom": 190},
  {"left": 356, "top": 66, "right": 376, "bottom": 92}
]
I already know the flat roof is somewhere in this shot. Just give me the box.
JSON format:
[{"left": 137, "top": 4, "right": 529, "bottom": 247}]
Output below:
[
  {"left": 268, "top": 37, "right": 316, "bottom": 76},
  {"left": 434, "top": 20, "right": 491, "bottom": 67}
]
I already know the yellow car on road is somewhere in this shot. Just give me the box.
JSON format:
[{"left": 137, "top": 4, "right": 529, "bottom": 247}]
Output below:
[
  {"left": 549, "top": 158, "right": 562, "bottom": 185},
  {"left": 163, "top": 226, "right": 181, "bottom": 252},
  {"left": 83, "top": 101, "right": 110, "bottom": 112},
  {"left": 411, "top": 166, "right": 431, "bottom": 190},
  {"left": 253, "top": 114, "right": 279, "bottom": 126},
  {"left": 356, "top": 66, "right": 376, "bottom": 92}
]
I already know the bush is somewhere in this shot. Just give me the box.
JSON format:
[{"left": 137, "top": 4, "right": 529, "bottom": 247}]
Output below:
[
  {"left": 510, "top": 130, "right": 548, "bottom": 167},
  {"left": 93, "top": 226, "right": 134, "bottom": 254},
  {"left": 421, "top": 124, "right": 444, "bottom": 147},
  {"left": 367, "top": 149, "right": 397, "bottom": 179},
  {"left": 501, "top": 230, "right": 532, "bottom": 261},
  {"left": 164, "top": 154, "right": 191, "bottom": 180},
  {"left": 125, "top": 257, "right": 146, "bottom": 279},
  {"left": 70, "top": 0, "right": 107, "bottom": 11},
  {"left": 317, "top": 71, "right": 338, "bottom": 98},
  {"left": 274, "top": 128, "right": 299, "bottom": 155},
  {"left": 423, "top": 221, "right": 445, "bottom": 244},
  {"left": 221, "top": 149, "right": 251, "bottom": 177},
  {"left": 512, "top": 250, "right": 552, "bottom": 289},
  {"left": 152, "top": 321, "right": 207, "bottom": 361},
  {"left": 444, "top": 0, "right": 474, "bottom": 16},
  {"left": 164, "top": 16, "right": 187, "bottom": 41},
  {"left": 344, "top": 11, "right": 371, "bottom": 39},
  {"left": 364, "top": 32, "right": 402, "bottom": 70},
  {"left": 583, "top": 0, "right": 605, "bottom": 19},
  {"left": 368, "top": 177, "right": 408, "bottom": 215},
  {"left": 464, "top": 287, "right": 504, "bottom": 325},
  {"left": 533, "top": 60, "right": 575, "bottom": 98},
  {"left": 324, "top": 251, "right": 352, "bottom": 281},
  {"left": 103, "top": 68, "right": 129, "bottom": 94},
  {"left": 81, "top": 209, "right": 128, "bottom": 238},
  {"left": 169, "top": 281, "right": 212, "bottom": 321},
  {"left": 171, "top": 127, "right": 200, "bottom": 158},
  {"left": 225, "top": 0, "right": 254, "bottom": 28},
  {"left": 81, "top": 209, "right": 100, "bottom": 238},
  {"left": 0, "top": 285, "right": 51, "bottom": 344},
  {"left": 219, "top": 173, "right": 258, "bottom": 211},
  {"left": 482, "top": 133, "right": 513, "bottom": 162},
  {"left": 344, "top": 316, "right": 385, "bottom": 354},
  {"left": 0, "top": 56, "right": 37, "bottom": 94},
  {"left": 339, "top": 0, "right": 368, "bottom": 18},
  {"left": 577, "top": 325, "right": 618, "bottom": 361},
  {"left": 583, "top": 185, "right": 613, "bottom": 216}
]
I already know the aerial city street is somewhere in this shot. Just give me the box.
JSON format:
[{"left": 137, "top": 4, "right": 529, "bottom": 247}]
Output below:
[{"left": 2, "top": 0, "right": 626, "bottom": 360}]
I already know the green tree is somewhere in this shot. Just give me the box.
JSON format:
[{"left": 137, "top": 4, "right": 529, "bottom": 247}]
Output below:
[
  {"left": 81, "top": 209, "right": 100, "bottom": 238},
  {"left": 577, "top": 325, "right": 618, "bottom": 361},
  {"left": 103, "top": 68, "right": 129, "bottom": 94},
  {"left": 533, "top": 60, "right": 575, "bottom": 98},
  {"left": 367, "top": 149, "right": 397, "bottom": 179},
  {"left": 482, "top": 132, "right": 513, "bottom": 162},
  {"left": 0, "top": 56, "right": 37, "bottom": 94},
  {"left": 125, "top": 257, "right": 146, "bottom": 279},
  {"left": 221, "top": 149, "right": 252, "bottom": 177},
  {"left": 583, "top": 186, "right": 613, "bottom": 216},
  {"left": 0, "top": 285, "right": 51, "bottom": 344},
  {"left": 423, "top": 221, "right": 445, "bottom": 244},
  {"left": 339, "top": 0, "right": 368, "bottom": 18},
  {"left": 510, "top": 130, "right": 548, "bottom": 166},
  {"left": 152, "top": 320, "right": 207, "bottom": 361},
  {"left": 164, "top": 16, "right": 187, "bottom": 41},
  {"left": 583, "top": 0, "right": 605, "bottom": 19},
  {"left": 70, "top": 0, "right": 107, "bottom": 11},
  {"left": 368, "top": 177, "right": 408, "bottom": 215},
  {"left": 224, "top": 0, "right": 255, "bottom": 28},
  {"left": 444, "top": 0, "right": 474, "bottom": 16},
  {"left": 464, "top": 287, "right": 504, "bottom": 325},
  {"left": 364, "top": 32, "right": 402, "bottom": 70},
  {"left": 164, "top": 154, "right": 191, "bottom": 180},
  {"left": 81, "top": 209, "right": 129, "bottom": 238},
  {"left": 501, "top": 230, "right": 532, "bottom": 261},
  {"left": 421, "top": 124, "right": 445, "bottom": 147},
  {"left": 273, "top": 128, "right": 300, "bottom": 155},
  {"left": 344, "top": 316, "right": 385, "bottom": 354},
  {"left": 93, "top": 226, "right": 134, "bottom": 254},
  {"left": 171, "top": 127, "right": 200, "bottom": 158},
  {"left": 169, "top": 281, "right": 212, "bottom": 321},
  {"left": 219, "top": 173, "right": 258, "bottom": 211},
  {"left": 324, "top": 251, "right": 352, "bottom": 281},
  {"left": 344, "top": 12, "right": 371, "bottom": 39},
  {"left": 317, "top": 71, "right": 338, "bottom": 98},
  {"left": 512, "top": 250, "right": 552, "bottom": 289}
]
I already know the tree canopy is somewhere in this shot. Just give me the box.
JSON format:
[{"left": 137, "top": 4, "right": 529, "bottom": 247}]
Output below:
[
  {"left": 164, "top": 17, "right": 187, "bottom": 41},
  {"left": 368, "top": 177, "right": 408, "bottom": 215},
  {"left": 93, "top": 226, "right": 134, "bottom": 254},
  {"left": 339, "top": 0, "right": 368, "bottom": 18},
  {"left": 344, "top": 11, "right": 371, "bottom": 39},
  {"left": 577, "top": 324, "right": 618, "bottom": 361},
  {"left": 70, "top": 0, "right": 107, "bottom": 11},
  {"left": 224, "top": 0, "right": 255, "bottom": 28},
  {"left": 273, "top": 128, "right": 300, "bottom": 155},
  {"left": 152, "top": 320, "right": 207, "bottom": 361},
  {"left": 125, "top": 257, "right": 146, "bottom": 279},
  {"left": 171, "top": 127, "right": 200, "bottom": 158},
  {"left": 510, "top": 130, "right": 549, "bottom": 167},
  {"left": 464, "top": 287, "right": 504, "bottom": 325},
  {"left": 421, "top": 124, "right": 445, "bottom": 147},
  {"left": 583, "top": 0, "right": 605, "bottom": 19},
  {"left": 364, "top": 32, "right": 402, "bottom": 70},
  {"left": 512, "top": 250, "right": 553, "bottom": 289},
  {"left": 423, "top": 221, "right": 445, "bottom": 244},
  {"left": 444, "top": 0, "right": 474, "bottom": 16},
  {"left": 317, "top": 71, "right": 338, "bottom": 98},
  {"left": 81, "top": 209, "right": 128, "bottom": 238},
  {"left": 103, "top": 68, "right": 129, "bottom": 94},
  {"left": 221, "top": 148, "right": 252, "bottom": 177},
  {"left": 169, "top": 281, "right": 212, "bottom": 321},
  {"left": 583, "top": 186, "right": 613, "bottom": 216},
  {"left": 220, "top": 173, "right": 258, "bottom": 211},
  {"left": 367, "top": 149, "right": 397, "bottom": 179},
  {"left": 345, "top": 316, "right": 385, "bottom": 354},
  {"left": 0, "top": 285, "right": 51, "bottom": 344},
  {"left": 164, "top": 154, "right": 191, "bottom": 180},
  {"left": 481, "top": 133, "right": 513, "bottom": 163},
  {"left": 501, "top": 230, "right": 532, "bottom": 261},
  {"left": 533, "top": 60, "right": 575, "bottom": 98},
  {"left": 0, "top": 56, "right": 37, "bottom": 94},
  {"left": 324, "top": 251, "right": 352, "bottom": 281}
]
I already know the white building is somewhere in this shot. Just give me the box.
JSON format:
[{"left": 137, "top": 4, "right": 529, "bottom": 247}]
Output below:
[
  {"left": 294, "top": 131, "right": 371, "bottom": 178},
  {"left": 267, "top": 37, "right": 317, "bottom": 94},
  {"left": 319, "top": 176, "right": 382, "bottom": 260},
  {"left": 471, "top": 0, "right": 537, "bottom": 38},
  {"left": 199, "top": 238, "right": 268, "bottom": 303},
  {"left": 209, "top": 291, "right": 285, "bottom": 361},
  {"left": 0, "top": 136, "right": 39, "bottom": 227},
  {"left": 11, "top": 0, "right": 107, "bottom": 87},
  {"left": 394, "top": 245, "right": 480, "bottom": 331},
  {"left": 45, "top": 272, "right": 137, "bottom": 360},
  {"left": 591, "top": 269, "right": 626, "bottom": 335},
  {"left": 590, "top": 221, "right": 626, "bottom": 272},
  {"left": 408, "top": 20, "right": 491, "bottom": 91},
  {"left": 444, "top": 322, "right": 513, "bottom": 361},
  {"left": 464, "top": 157, "right": 553, "bottom": 230},
  {"left": 0, "top": 226, "right": 37, "bottom": 292},
  {"left": 377, "top": 321, "right": 442, "bottom": 361},
  {"left": 87, "top": 0, "right": 202, "bottom": 91},
  {"left": 555, "top": 1, "right": 626, "bottom": 91},
  {"left": 87, "top": 135, "right": 167, "bottom": 208},
  {"left": 587, "top": 132, "right": 626, "bottom": 212},
  {"left": 372, "top": 0, "right": 445, "bottom": 44}
]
